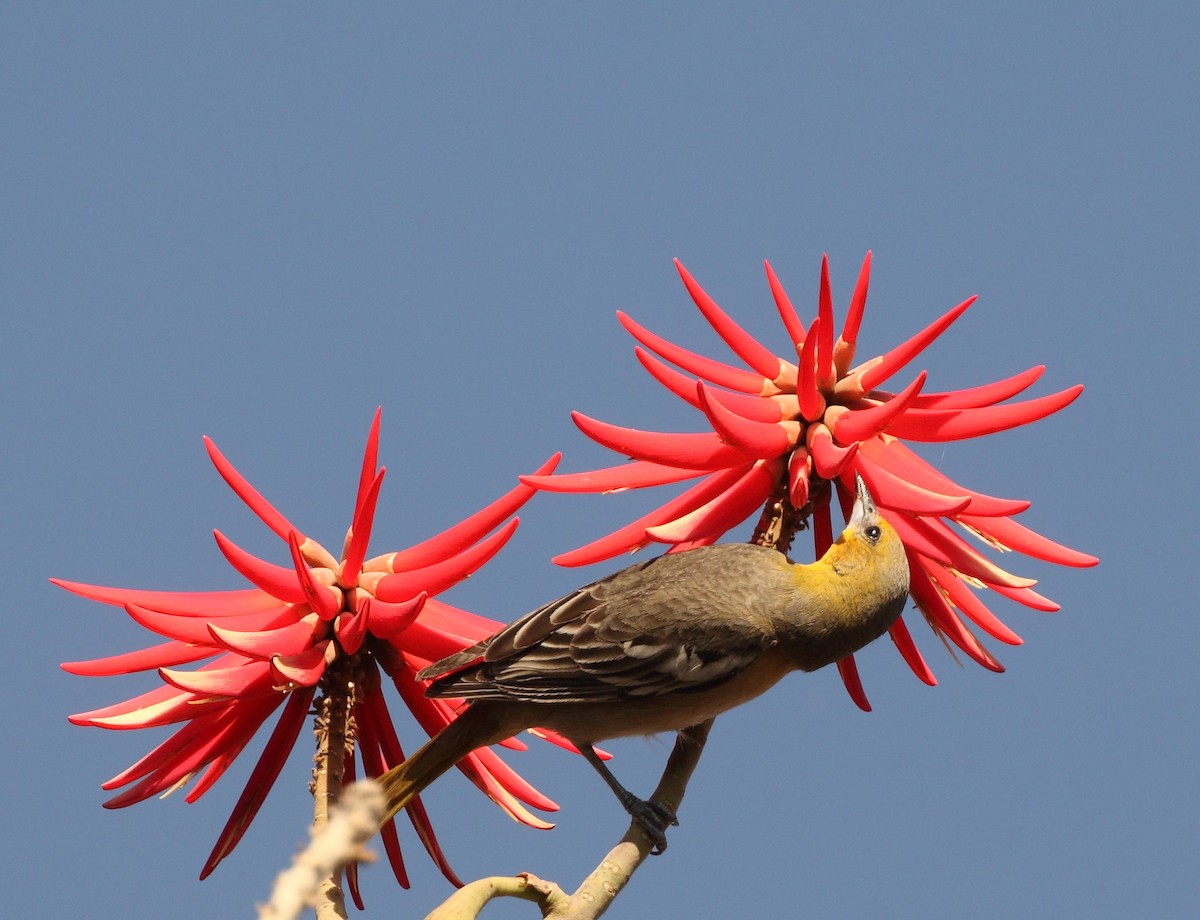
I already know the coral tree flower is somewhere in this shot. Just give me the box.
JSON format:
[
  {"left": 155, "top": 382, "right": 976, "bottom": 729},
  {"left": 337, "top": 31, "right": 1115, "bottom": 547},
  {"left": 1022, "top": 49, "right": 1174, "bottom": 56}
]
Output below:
[
  {"left": 523, "top": 255, "right": 1097, "bottom": 710},
  {"left": 58, "top": 410, "right": 565, "bottom": 901}
]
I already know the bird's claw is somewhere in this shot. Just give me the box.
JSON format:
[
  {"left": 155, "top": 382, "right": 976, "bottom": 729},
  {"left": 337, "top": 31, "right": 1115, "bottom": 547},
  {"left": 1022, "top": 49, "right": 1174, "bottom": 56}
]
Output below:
[{"left": 629, "top": 797, "right": 679, "bottom": 855}]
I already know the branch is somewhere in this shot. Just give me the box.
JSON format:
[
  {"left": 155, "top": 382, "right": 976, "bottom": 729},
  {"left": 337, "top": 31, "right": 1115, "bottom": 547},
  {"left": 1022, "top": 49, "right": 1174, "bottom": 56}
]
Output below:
[{"left": 258, "top": 780, "right": 385, "bottom": 920}]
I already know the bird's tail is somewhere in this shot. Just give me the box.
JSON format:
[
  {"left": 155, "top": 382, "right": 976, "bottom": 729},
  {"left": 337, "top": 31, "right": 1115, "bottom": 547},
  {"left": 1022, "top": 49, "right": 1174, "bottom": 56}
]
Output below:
[{"left": 377, "top": 703, "right": 503, "bottom": 823}]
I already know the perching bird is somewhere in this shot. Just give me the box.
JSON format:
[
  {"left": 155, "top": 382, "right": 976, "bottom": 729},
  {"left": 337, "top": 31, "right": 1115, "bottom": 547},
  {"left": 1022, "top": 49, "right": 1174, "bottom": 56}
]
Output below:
[{"left": 378, "top": 474, "right": 909, "bottom": 851}]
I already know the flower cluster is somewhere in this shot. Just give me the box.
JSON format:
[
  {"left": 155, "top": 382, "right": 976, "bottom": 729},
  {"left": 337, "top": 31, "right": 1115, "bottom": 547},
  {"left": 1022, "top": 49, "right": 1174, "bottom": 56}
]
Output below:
[
  {"left": 58, "top": 410, "right": 567, "bottom": 902},
  {"left": 523, "top": 255, "right": 1097, "bottom": 708}
]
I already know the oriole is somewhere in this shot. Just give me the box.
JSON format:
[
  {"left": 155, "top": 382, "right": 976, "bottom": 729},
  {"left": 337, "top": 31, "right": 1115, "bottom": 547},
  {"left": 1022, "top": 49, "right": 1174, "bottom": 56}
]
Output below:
[{"left": 378, "top": 475, "right": 909, "bottom": 850}]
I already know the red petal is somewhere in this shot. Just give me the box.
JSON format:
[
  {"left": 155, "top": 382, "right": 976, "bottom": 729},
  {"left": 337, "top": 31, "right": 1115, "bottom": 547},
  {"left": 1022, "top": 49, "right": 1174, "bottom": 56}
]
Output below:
[
  {"left": 829, "top": 371, "right": 927, "bottom": 444},
  {"left": 208, "top": 613, "right": 325, "bottom": 659},
  {"left": 636, "top": 347, "right": 784, "bottom": 423},
  {"left": 764, "top": 260, "right": 805, "bottom": 346},
  {"left": 270, "top": 641, "right": 333, "bottom": 687},
  {"left": 50, "top": 580, "right": 280, "bottom": 617},
  {"left": 286, "top": 531, "right": 340, "bottom": 620},
  {"left": 675, "top": 259, "right": 784, "bottom": 380},
  {"left": 888, "top": 512, "right": 1036, "bottom": 590},
  {"left": 909, "top": 559, "right": 1004, "bottom": 671},
  {"left": 200, "top": 687, "right": 314, "bottom": 878},
  {"left": 836, "top": 656, "right": 871, "bottom": 711},
  {"left": 807, "top": 422, "right": 858, "bottom": 479},
  {"left": 858, "top": 437, "right": 1029, "bottom": 517},
  {"left": 204, "top": 436, "right": 299, "bottom": 542},
  {"left": 572, "top": 412, "right": 756, "bottom": 470},
  {"left": 160, "top": 658, "right": 278, "bottom": 698},
  {"left": 911, "top": 365, "right": 1045, "bottom": 409},
  {"left": 841, "top": 251, "right": 871, "bottom": 348},
  {"left": 957, "top": 513, "right": 1098, "bottom": 567},
  {"left": 888, "top": 615, "right": 937, "bottom": 685},
  {"left": 362, "top": 593, "right": 427, "bottom": 641},
  {"left": 340, "top": 468, "right": 385, "bottom": 587},
  {"left": 989, "top": 583, "right": 1060, "bottom": 612},
  {"left": 617, "top": 311, "right": 773, "bottom": 394},
  {"left": 522, "top": 460, "right": 708, "bottom": 494},
  {"left": 787, "top": 446, "right": 811, "bottom": 510},
  {"left": 923, "top": 562, "right": 1023, "bottom": 645},
  {"left": 859, "top": 296, "right": 976, "bottom": 392},
  {"left": 377, "top": 518, "right": 519, "bottom": 602},
  {"left": 63, "top": 640, "right": 214, "bottom": 676},
  {"left": 883, "top": 385, "right": 1084, "bottom": 442},
  {"left": 697, "top": 382, "right": 797, "bottom": 458},
  {"left": 123, "top": 601, "right": 296, "bottom": 645},
  {"left": 354, "top": 408, "right": 382, "bottom": 524},
  {"left": 387, "top": 454, "right": 559, "bottom": 571},
  {"left": 850, "top": 450, "right": 972, "bottom": 517},
  {"left": 335, "top": 601, "right": 370, "bottom": 655},
  {"left": 798, "top": 317, "right": 825, "bottom": 422},
  {"left": 816, "top": 255, "right": 834, "bottom": 386},
  {"left": 646, "top": 459, "right": 780, "bottom": 543},
  {"left": 552, "top": 464, "right": 755, "bottom": 566},
  {"left": 213, "top": 531, "right": 308, "bottom": 604}
]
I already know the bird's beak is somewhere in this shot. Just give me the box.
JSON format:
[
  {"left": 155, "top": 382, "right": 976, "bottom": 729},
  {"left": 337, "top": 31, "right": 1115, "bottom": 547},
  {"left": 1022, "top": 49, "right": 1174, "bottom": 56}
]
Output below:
[{"left": 849, "top": 474, "right": 876, "bottom": 526}]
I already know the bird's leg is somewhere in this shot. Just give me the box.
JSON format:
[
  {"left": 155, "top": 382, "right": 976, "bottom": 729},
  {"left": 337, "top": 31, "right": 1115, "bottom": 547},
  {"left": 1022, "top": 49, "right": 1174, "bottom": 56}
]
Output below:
[{"left": 577, "top": 743, "right": 679, "bottom": 854}]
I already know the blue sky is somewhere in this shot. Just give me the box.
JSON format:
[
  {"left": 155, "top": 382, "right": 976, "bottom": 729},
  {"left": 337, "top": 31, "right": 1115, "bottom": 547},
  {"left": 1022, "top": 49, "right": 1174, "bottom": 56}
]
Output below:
[{"left": 3, "top": 4, "right": 1196, "bottom": 918}]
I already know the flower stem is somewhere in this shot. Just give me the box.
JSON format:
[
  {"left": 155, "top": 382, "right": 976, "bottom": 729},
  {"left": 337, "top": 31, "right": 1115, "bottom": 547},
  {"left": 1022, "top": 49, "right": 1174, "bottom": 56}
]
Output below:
[{"left": 312, "top": 659, "right": 357, "bottom": 920}]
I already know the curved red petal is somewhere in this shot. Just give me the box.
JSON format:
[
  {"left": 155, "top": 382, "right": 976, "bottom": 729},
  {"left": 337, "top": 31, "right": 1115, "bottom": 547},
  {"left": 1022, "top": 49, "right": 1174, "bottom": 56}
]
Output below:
[
  {"left": 270, "top": 641, "right": 333, "bottom": 687},
  {"left": 63, "top": 640, "right": 215, "bottom": 676},
  {"left": 213, "top": 531, "right": 308, "bottom": 605},
  {"left": 203, "top": 436, "right": 300, "bottom": 542},
  {"left": 787, "top": 446, "right": 811, "bottom": 510},
  {"left": 836, "top": 656, "right": 871, "bottom": 712},
  {"left": 883, "top": 385, "right": 1084, "bottom": 442},
  {"left": 161, "top": 658, "right": 279, "bottom": 698},
  {"left": 647, "top": 458, "right": 780, "bottom": 544},
  {"left": 572, "top": 412, "right": 756, "bottom": 470},
  {"left": 909, "top": 559, "right": 1004, "bottom": 671},
  {"left": 200, "top": 687, "right": 314, "bottom": 878},
  {"left": 617, "top": 310, "right": 772, "bottom": 394},
  {"left": 363, "top": 593, "right": 428, "bottom": 641},
  {"left": 354, "top": 408, "right": 382, "bottom": 521},
  {"left": 696, "top": 383, "right": 797, "bottom": 458},
  {"left": 923, "top": 561, "right": 1023, "bottom": 645},
  {"left": 552, "top": 464, "right": 755, "bottom": 567},
  {"left": 50, "top": 580, "right": 281, "bottom": 618},
  {"left": 829, "top": 371, "right": 927, "bottom": 445},
  {"left": 807, "top": 422, "right": 858, "bottom": 479},
  {"left": 911, "top": 365, "right": 1045, "bottom": 409},
  {"left": 636, "top": 347, "right": 784, "bottom": 423},
  {"left": 387, "top": 453, "right": 559, "bottom": 571},
  {"left": 859, "top": 295, "right": 976, "bottom": 392},
  {"left": 522, "top": 460, "right": 708, "bottom": 494},
  {"left": 208, "top": 613, "right": 325, "bottom": 660},
  {"left": 798, "top": 316, "right": 825, "bottom": 422},
  {"left": 674, "top": 259, "right": 784, "bottom": 381},
  {"left": 858, "top": 437, "right": 1029, "bottom": 517},
  {"left": 888, "top": 512, "right": 1035, "bottom": 590},
  {"left": 841, "top": 251, "right": 872, "bottom": 348},
  {"left": 816, "top": 254, "right": 834, "bottom": 385},
  {"left": 957, "top": 513, "right": 1098, "bottom": 567},
  {"left": 340, "top": 468, "right": 385, "bottom": 587},
  {"left": 849, "top": 450, "right": 971, "bottom": 517},
  {"left": 285, "top": 531, "right": 340, "bottom": 620},
  {"left": 989, "top": 583, "right": 1060, "bottom": 612},
  {"left": 888, "top": 615, "right": 937, "bottom": 685},
  {"left": 764, "top": 260, "right": 806, "bottom": 347},
  {"left": 123, "top": 601, "right": 295, "bottom": 645},
  {"left": 377, "top": 518, "right": 519, "bottom": 602}
]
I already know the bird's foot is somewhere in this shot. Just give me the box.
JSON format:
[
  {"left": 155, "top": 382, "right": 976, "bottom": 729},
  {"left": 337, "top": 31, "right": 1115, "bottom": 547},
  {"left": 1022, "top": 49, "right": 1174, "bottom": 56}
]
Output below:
[{"left": 624, "top": 796, "right": 679, "bottom": 855}]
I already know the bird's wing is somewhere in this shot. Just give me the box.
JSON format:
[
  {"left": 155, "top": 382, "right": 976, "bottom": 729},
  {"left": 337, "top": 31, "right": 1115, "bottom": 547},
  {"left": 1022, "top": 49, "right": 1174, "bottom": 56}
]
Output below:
[{"left": 423, "top": 549, "right": 777, "bottom": 704}]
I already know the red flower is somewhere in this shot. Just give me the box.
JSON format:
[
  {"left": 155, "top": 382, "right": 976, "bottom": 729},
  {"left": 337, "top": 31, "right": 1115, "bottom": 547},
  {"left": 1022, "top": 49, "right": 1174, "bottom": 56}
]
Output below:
[
  {"left": 58, "top": 409, "right": 567, "bottom": 900},
  {"left": 523, "top": 255, "right": 1097, "bottom": 709}
]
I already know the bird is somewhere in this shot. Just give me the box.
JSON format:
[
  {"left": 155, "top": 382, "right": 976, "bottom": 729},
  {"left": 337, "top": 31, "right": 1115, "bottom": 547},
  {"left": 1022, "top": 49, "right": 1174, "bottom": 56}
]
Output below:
[{"left": 377, "top": 474, "right": 909, "bottom": 852}]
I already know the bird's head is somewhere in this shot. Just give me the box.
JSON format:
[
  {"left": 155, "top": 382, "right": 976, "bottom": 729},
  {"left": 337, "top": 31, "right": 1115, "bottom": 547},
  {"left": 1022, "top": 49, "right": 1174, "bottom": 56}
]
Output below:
[{"left": 828, "top": 474, "right": 910, "bottom": 602}]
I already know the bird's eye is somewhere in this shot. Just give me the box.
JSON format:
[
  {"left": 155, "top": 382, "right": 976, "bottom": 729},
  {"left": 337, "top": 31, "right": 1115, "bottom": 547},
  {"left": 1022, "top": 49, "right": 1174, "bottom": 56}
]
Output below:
[{"left": 864, "top": 525, "right": 882, "bottom": 543}]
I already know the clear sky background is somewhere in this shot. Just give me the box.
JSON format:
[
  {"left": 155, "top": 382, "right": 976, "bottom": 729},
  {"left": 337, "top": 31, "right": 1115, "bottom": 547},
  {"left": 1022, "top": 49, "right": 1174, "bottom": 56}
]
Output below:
[{"left": 3, "top": 5, "right": 1196, "bottom": 919}]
